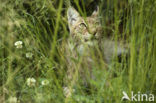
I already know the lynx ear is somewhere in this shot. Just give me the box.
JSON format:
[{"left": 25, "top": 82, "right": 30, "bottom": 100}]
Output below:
[
  {"left": 67, "top": 7, "right": 80, "bottom": 25},
  {"left": 91, "top": 6, "right": 99, "bottom": 17}
]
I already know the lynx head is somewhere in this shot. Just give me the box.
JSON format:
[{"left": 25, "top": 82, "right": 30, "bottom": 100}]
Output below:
[{"left": 67, "top": 7, "right": 102, "bottom": 44}]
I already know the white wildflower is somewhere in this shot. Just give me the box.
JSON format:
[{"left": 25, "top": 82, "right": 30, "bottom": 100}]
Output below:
[
  {"left": 41, "top": 79, "right": 49, "bottom": 86},
  {"left": 14, "top": 41, "right": 23, "bottom": 48},
  {"left": 26, "top": 77, "right": 36, "bottom": 87},
  {"left": 63, "top": 87, "right": 75, "bottom": 98},
  {"left": 26, "top": 52, "right": 33, "bottom": 59},
  {"left": 8, "top": 96, "right": 17, "bottom": 103}
]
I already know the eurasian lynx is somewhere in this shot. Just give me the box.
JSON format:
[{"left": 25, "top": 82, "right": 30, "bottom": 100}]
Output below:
[
  {"left": 62, "top": 7, "right": 128, "bottom": 97},
  {"left": 67, "top": 7, "right": 128, "bottom": 63}
]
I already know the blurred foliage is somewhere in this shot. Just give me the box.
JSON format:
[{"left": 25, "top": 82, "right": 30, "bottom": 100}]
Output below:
[{"left": 0, "top": 0, "right": 155, "bottom": 102}]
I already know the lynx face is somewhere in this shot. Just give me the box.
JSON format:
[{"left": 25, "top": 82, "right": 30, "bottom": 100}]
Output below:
[
  {"left": 66, "top": 7, "right": 129, "bottom": 63},
  {"left": 67, "top": 7, "right": 102, "bottom": 45}
]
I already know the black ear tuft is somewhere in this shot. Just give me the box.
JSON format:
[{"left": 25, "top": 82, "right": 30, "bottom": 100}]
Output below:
[
  {"left": 91, "top": 6, "right": 99, "bottom": 17},
  {"left": 95, "top": 6, "right": 99, "bottom": 12}
]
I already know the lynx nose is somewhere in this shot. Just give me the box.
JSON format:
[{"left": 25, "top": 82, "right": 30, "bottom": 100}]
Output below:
[{"left": 84, "top": 33, "right": 92, "bottom": 41}]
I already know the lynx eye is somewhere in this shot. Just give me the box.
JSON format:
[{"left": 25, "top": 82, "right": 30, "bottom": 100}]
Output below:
[{"left": 79, "top": 23, "right": 87, "bottom": 28}]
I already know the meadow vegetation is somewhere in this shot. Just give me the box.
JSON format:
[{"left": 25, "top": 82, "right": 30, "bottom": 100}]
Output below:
[{"left": 0, "top": 0, "right": 155, "bottom": 102}]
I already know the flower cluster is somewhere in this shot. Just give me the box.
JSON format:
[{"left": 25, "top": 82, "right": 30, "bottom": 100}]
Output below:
[
  {"left": 26, "top": 52, "right": 33, "bottom": 59},
  {"left": 26, "top": 78, "right": 50, "bottom": 87},
  {"left": 41, "top": 79, "right": 49, "bottom": 86},
  {"left": 14, "top": 41, "right": 23, "bottom": 48},
  {"left": 63, "top": 87, "right": 75, "bottom": 98},
  {"left": 8, "top": 96, "right": 18, "bottom": 103},
  {"left": 26, "top": 77, "right": 36, "bottom": 87}
]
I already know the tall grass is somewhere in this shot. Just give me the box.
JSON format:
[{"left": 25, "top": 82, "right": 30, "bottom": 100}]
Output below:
[{"left": 0, "top": 0, "right": 155, "bottom": 102}]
